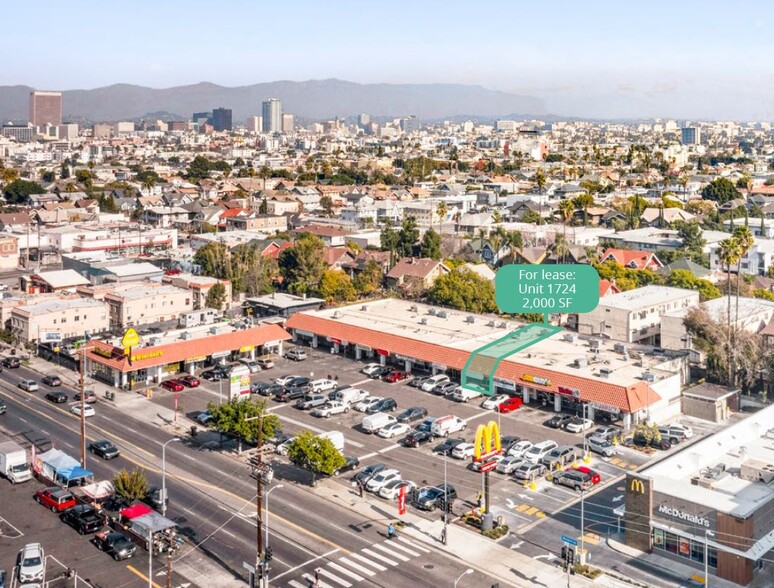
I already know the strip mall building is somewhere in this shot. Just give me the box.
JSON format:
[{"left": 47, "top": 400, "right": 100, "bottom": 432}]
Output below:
[
  {"left": 285, "top": 299, "right": 688, "bottom": 427},
  {"left": 84, "top": 322, "right": 290, "bottom": 388}
]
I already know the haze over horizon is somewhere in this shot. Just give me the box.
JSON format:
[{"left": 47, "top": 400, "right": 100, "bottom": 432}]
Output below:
[{"left": 4, "top": 0, "right": 774, "bottom": 121}]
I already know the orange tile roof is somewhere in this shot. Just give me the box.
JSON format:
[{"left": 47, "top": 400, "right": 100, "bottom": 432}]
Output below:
[
  {"left": 601, "top": 248, "right": 663, "bottom": 270},
  {"left": 86, "top": 323, "right": 291, "bottom": 373},
  {"left": 285, "top": 314, "right": 658, "bottom": 413}
]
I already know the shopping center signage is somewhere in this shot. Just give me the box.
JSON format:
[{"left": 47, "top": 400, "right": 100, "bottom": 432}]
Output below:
[
  {"left": 130, "top": 350, "right": 163, "bottom": 362},
  {"left": 522, "top": 374, "right": 551, "bottom": 386},
  {"left": 657, "top": 503, "right": 711, "bottom": 528},
  {"left": 557, "top": 386, "right": 580, "bottom": 398}
]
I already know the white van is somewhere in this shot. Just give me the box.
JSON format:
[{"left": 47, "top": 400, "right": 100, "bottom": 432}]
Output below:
[
  {"left": 421, "top": 375, "right": 450, "bottom": 392},
  {"left": 361, "top": 413, "right": 397, "bottom": 434},
  {"left": 317, "top": 431, "right": 344, "bottom": 453},
  {"left": 524, "top": 440, "right": 558, "bottom": 463},
  {"left": 334, "top": 388, "right": 369, "bottom": 405},
  {"left": 450, "top": 387, "right": 482, "bottom": 403},
  {"left": 431, "top": 415, "right": 467, "bottom": 437},
  {"left": 309, "top": 379, "right": 337, "bottom": 393}
]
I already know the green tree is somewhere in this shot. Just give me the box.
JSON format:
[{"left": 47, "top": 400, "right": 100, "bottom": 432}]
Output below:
[
  {"left": 207, "top": 397, "right": 280, "bottom": 454},
  {"left": 75, "top": 169, "right": 92, "bottom": 184},
  {"left": 206, "top": 282, "right": 228, "bottom": 310},
  {"left": 429, "top": 269, "right": 497, "bottom": 313},
  {"left": 420, "top": 228, "right": 441, "bottom": 260},
  {"left": 397, "top": 216, "right": 420, "bottom": 256},
  {"left": 520, "top": 209, "right": 542, "bottom": 224},
  {"left": 508, "top": 230, "right": 523, "bottom": 252},
  {"left": 278, "top": 234, "right": 326, "bottom": 294},
  {"left": 41, "top": 170, "right": 56, "bottom": 183},
  {"left": 60, "top": 162, "right": 70, "bottom": 179},
  {"left": 113, "top": 468, "right": 149, "bottom": 501},
  {"left": 3, "top": 178, "right": 45, "bottom": 205},
  {"left": 353, "top": 259, "right": 383, "bottom": 295},
  {"left": 245, "top": 254, "right": 279, "bottom": 297},
  {"left": 666, "top": 270, "right": 721, "bottom": 301},
  {"left": 436, "top": 201, "right": 448, "bottom": 234},
  {"left": 572, "top": 193, "right": 595, "bottom": 226},
  {"left": 187, "top": 155, "right": 212, "bottom": 180},
  {"left": 98, "top": 193, "right": 119, "bottom": 213},
  {"left": 287, "top": 430, "right": 346, "bottom": 476},
  {"left": 380, "top": 219, "right": 399, "bottom": 259},
  {"left": 194, "top": 242, "right": 229, "bottom": 277},
  {"left": 676, "top": 222, "right": 706, "bottom": 258},
  {"left": 318, "top": 269, "right": 357, "bottom": 303},
  {"left": 320, "top": 195, "right": 334, "bottom": 217},
  {"left": 259, "top": 197, "right": 268, "bottom": 214},
  {"left": 702, "top": 177, "right": 740, "bottom": 205},
  {"left": 718, "top": 237, "right": 741, "bottom": 386}
]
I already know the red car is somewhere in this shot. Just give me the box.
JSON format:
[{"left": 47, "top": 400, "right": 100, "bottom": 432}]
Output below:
[
  {"left": 382, "top": 370, "right": 408, "bottom": 383},
  {"left": 35, "top": 486, "right": 76, "bottom": 512},
  {"left": 161, "top": 379, "right": 184, "bottom": 392},
  {"left": 570, "top": 465, "right": 601, "bottom": 486},
  {"left": 179, "top": 375, "right": 200, "bottom": 388},
  {"left": 497, "top": 396, "right": 523, "bottom": 413}
]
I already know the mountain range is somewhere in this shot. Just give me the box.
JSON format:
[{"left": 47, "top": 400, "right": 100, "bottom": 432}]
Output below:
[{"left": 0, "top": 79, "right": 545, "bottom": 124}]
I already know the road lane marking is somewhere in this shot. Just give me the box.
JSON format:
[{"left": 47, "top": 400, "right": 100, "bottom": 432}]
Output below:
[
  {"left": 221, "top": 528, "right": 236, "bottom": 539},
  {"left": 329, "top": 561, "right": 365, "bottom": 583},
  {"left": 397, "top": 536, "right": 429, "bottom": 553},
  {"left": 342, "top": 554, "right": 381, "bottom": 573},
  {"left": 271, "top": 548, "right": 341, "bottom": 581},
  {"left": 371, "top": 543, "right": 409, "bottom": 562},
  {"left": 288, "top": 581, "right": 306, "bottom": 588},
  {"left": 318, "top": 566, "right": 354, "bottom": 586},
  {"left": 126, "top": 565, "right": 163, "bottom": 587},
  {"left": 303, "top": 573, "right": 334, "bottom": 588},
  {"left": 386, "top": 541, "right": 420, "bottom": 557},
  {"left": 361, "top": 548, "right": 398, "bottom": 566}
]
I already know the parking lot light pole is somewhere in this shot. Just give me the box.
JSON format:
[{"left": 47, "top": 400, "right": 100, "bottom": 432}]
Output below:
[
  {"left": 161, "top": 438, "right": 180, "bottom": 518},
  {"left": 705, "top": 529, "right": 715, "bottom": 587},
  {"left": 454, "top": 568, "right": 473, "bottom": 587}
]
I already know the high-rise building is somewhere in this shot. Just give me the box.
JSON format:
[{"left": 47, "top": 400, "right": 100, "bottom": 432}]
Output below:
[
  {"left": 358, "top": 113, "right": 370, "bottom": 127},
  {"left": 262, "top": 98, "right": 282, "bottom": 133},
  {"left": 192, "top": 111, "right": 211, "bottom": 124},
  {"left": 246, "top": 116, "right": 262, "bottom": 133},
  {"left": 211, "top": 107, "right": 233, "bottom": 132},
  {"left": 58, "top": 123, "right": 79, "bottom": 140},
  {"left": 680, "top": 127, "right": 701, "bottom": 145},
  {"left": 29, "top": 91, "right": 62, "bottom": 126},
  {"left": 400, "top": 115, "right": 420, "bottom": 133},
  {"left": 282, "top": 113, "right": 294, "bottom": 133}
]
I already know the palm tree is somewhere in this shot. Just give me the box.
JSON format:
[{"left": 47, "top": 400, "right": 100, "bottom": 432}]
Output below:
[
  {"left": 508, "top": 230, "right": 524, "bottom": 254},
  {"left": 719, "top": 237, "right": 741, "bottom": 386},
  {"left": 732, "top": 226, "right": 754, "bottom": 376},
  {"left": 436, "top": 200, "right": 448, "bottom": 236},
  {"left": 535, "top": 169, "right": 546, "bottom": 225},
  {"left": 552, "top": 233, "right": 569, "bottom": 264},
  {"left": 558, "top": 199, "right": 574, "bottom": 261},
  {"left": 141, "top": 177, "right": 156, "bottom": 196}
]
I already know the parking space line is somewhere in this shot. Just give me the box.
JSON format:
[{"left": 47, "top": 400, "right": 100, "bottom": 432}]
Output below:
[
  {"left": 350, "top": 379, "right": 372, "bottom": 386},
  {"left": 279, "top": 415, "right": 364, "bottom": 448}
]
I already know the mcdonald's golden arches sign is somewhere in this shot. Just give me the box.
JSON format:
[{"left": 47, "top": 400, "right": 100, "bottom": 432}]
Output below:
[{"left": 474, "top": 420, "right": 501, "bottom": 462}]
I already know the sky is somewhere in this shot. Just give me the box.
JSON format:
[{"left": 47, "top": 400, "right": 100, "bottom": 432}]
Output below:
[{"left": 3, "top": 0, "right": 774, "bottom": 120}]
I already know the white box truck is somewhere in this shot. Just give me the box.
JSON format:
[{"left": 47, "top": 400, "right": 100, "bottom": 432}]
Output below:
[
  {"left": 0, "top": 439, "right": 32, "bottom": 484},
  {"left": 317, "top": 431, "right": 344, "bottom": 453}
]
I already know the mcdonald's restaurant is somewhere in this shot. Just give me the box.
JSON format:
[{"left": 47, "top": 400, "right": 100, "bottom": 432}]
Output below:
[{"left": 616, "top": 403, "right": 774, "bottom": 585}]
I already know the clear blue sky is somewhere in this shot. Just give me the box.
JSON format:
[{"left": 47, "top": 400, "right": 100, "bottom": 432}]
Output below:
[{"left": 3, "top": 0, "right": 774, "bottom": 119}]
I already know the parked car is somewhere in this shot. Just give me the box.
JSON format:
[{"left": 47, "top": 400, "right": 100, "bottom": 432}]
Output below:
[
  {"left": 2, "top": 357, "right": 20, "bottom": 369},
  {"left": 586, "top": 426, "right": 619, "bottom": 442},
  {"left": 61, "top": 504, "right": 105, "bottom": 534},
  {"left": 275, "top": 437, "right": 297, "bottom": 456},
  {"left": 668, "top": 423, "right": 693, "bottom": 439},
  {"left": 513, "top": 462, "right": 547, "bottom": 481},
  {"left": 382, "top": 369, "right": 409, "bottom": 383},
  {"left": 274, "top": 387, "right": 308, "bottom": 402},
  {"left": 179, "top": 375, "right": 201, "bottom": 388},
  {"left": 524, "top": 440, "right": 558, "bottom": 463},
  {"left": 658, "top": 427, "right": 683, "bottom": 445},
  {"left": 255, "top": 356, "right": 275, "bottom": 370},
  {"left": 408, "top": 375, "right": 431, "bottom": 388},
  {"left": 414, "top": 484, "right": 456, "bottom": 511},
  {"left": 274, "top": 375, "right": 308, "bottom": 387},
  {"left": 238, "top": 359, "right": 261, "bottom": 374},
  {"left": 400, "top": 430, "right": 434, "bottom": 448},
  {"left": 41, "top": 375, "right": 62, "bottom": 387},
  {"left": 451, "top": 442, "right": 476, "bottom": 460},
  {"left": 481, "top": 394, "right": 510, "bottom": 410},
  {"left": 71, "top": 404, "right": 95, "bottom": 418},
  {"left": 500, "top": 435, "right": 522, "bottom": 453},
  {"left": 309, "top": 379, "right": 338, "bottom": 393},
  {"left": 587, "top": 436, "right": 616, "bottom": 457},
  {"left": 18, "top": 379, "right": 38, "bottom": 392},
  {"left": 432, "top": 381, "right": 458, "bottom": 396},
  {"left": 377, "top": 422, "right": 411, "bottom": 439},
  {"left": 251, "top": 382, "right": 283, "bottom": 396},
  {"left": 432, "top": 437, "right": 466, "bottom": 455},
  {"left": 354, "top": 396, "right": 384, "bottom": 413},
  {"left": 631, "top": 433, "right": 671, "bottom": 451},
  {"left": 396, "top": 406, "right": 428, "bottom": 423},
  {"left": 74, "top": 389, "right": 97, "bottom": 403},
  {"left": 201, "top": 367, "right": 228, "bottom": 381},
  {"left": 18, "top": 543, "right": 44, "bottom": 583},
  {"left": 496, "top": 396, "right": 523, "bottom": 413},
  {"left": 93, "top": 530, "right": 137, "bottom": 561},
  {"left": 353, "top": 463, "right": 386, "bottom": 484},
  {"left": 496, "top": 456, "right": 524, "bottom": 475},
  {"left": 541, "top": 445, "right": 581, "bottom": 469},
  {"left": 89, "top": 439, "right": 120, "bottom": 460},
  {"left": 571, "top": 465, "right": 601, "bottom": 486},
  {"left": 285, "top": 348, "right": 308, "bottom": 361},
  {"left": 421, "top": 375, "right": 450, "bottom": 392},
  {"left": 450, "top": 387, "right": 482, "bottom": 402},
  {"left": 45, "top": 390, "right": 68, "bottom": 404},
  {"left": 366, "top": 397, "right": 397, "bottom": 414},
  {"left": 545, "top": 414, "right": 574, "bottom": 429},
  {"left": 332, "top": 456, "right": 360, "bottom": 477},
  {"left": 295, "top": 394, "right": 329, "bottom": 410},
  {"left": 161, "top": 379, "right": 185, "bottom": 392},
  {"left": 367, "top": 366, "right": 392, "bottom": 379},
  {"left": 471, "top": 454, "right": 504, "bottom": 472},
  {"left": 311, "top": 401, "right": 350, "bottom": 418},
  {"left": 365, "top": 469, "right": 401, "bottom": 492},
  {"left": 417, "top": 416, "right": 437, "bottom": 433},
  {"left": 35, "top": 487, "right": 76, "bottom": 512},
  {"left": 360, "top": 363, "right": 383, "bottom": 376},
  {"left": 378, "top": 479, "right": 417, "bottom": 500},
  {"left": 361, "top": 413, "right": 397, "bottom": 434},
  {"left": 507, "top": 440, "right": 534, "bottom": 458},
  {"left": 565, "top": 417, "right": 593, "bottom": 433},
  {"left": 552, "top": 469, "right": 594, "bottom": 491},
  {"left": 431, "top": 415, "right": 467, "bottom": 437},
  {"left": 196, "top": 411, "right": 214, "bottom": 425}
]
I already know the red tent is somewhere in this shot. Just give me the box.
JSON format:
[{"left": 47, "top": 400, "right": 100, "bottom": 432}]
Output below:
[{"left": 120, "top": 503, "right": 153, "bottom": 520}]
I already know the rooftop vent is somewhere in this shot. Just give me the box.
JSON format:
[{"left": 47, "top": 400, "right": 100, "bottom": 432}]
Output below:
[
  {"left": 428, "top": 308, "right": 437, "bottom": 316},
  {"left": 563, "top": 333, "right": 577, "bottom": 343},
  {"left": 740, "top": 459, "right": 774, "bottom": 485},
  {"left": 642, "top": 371, "right": 656, "bottom": 382},
  {"left": 589, "top": 339, "right": 600, "bottom": 349},
  {"left": 487, "top": 320, "right": 496, "bottom": 327},
  {"left": 574, "top": 358, "right": 588, "bottom": 368},
  {"left": 599, "top": 367, "right": 613, "bottom": 378},
  {"left": 360, "top": 305, "right": 368, "bottom": 311},
  {"left": 614, "top": 343, "right": 627, "bottom": 354},
  {"left": 497, "top": 321, "right": 507, "bottom": 328},
  {"left": 466, "top": 316, "right": 476, "bottom": 323},
  {"left": 438, "top": 311, "right": 448, "bottom": 319},
  {"left": 333, "top": 311, "right": 342, "bottom": 319},
  {"left": 410, "top": 305, "right": 419, "bottom": 313},
  {"left": 420, "top": 318, "right": 428, "bottom": 325}
]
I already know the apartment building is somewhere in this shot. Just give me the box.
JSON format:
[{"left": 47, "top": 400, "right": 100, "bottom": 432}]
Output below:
[
  {"left": 11, "top": 297, "right": 109, "bottom": 343},
  {"left": 578, "top": 285, "right": 700, "bottom": 344},
  {"left": 78, "top": 282, "right": 194, "bottom": 328}
]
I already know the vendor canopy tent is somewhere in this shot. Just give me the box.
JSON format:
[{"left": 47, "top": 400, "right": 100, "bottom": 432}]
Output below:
[
  {"left": 37, "top": 448, "right": 94, "bottom": 486},
  {"left": 129, "top": 512, "right": 176, "bottom": 536},
  {"left": 75, "top": 480, "right": 114, "bottom": 501},
  {"left": 120, "top": 503, "right": 153, "bottom": 520}
]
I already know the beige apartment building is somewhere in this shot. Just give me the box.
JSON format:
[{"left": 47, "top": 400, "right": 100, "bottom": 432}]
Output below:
[
  {"left": 78, "top": 282, "right": 193, "bottom": 329},
  {"left": 11, "top": 297, "right": 109, "bottom": 343}
]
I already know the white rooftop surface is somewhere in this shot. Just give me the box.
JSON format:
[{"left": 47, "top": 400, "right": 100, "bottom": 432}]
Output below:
[
  {"left": 596, "top": 285, "right": 697, "bottom": 311},
  {"left": 246, "top": 293, "right": 324, "bottom": 308},
  {"left": 107, "top": 284, "right": 186, "bottom": 300},
  {"left": 103, "top": 320, "right": 256, "bottom": 349},
  {"left": 105, "top": 263, "right": 164, "bottom": 277},
  {"left": 35, "top": 269, "right": 90, "bottom": 288},
  {"left": 646, "top": 403, "right": 774, "bottom": 519},
  {"left": 312, "top": 299, "right": 674, "bottom": 387},
  {"left": 22, "top": 297, "right": 106, "bottom": 316}
]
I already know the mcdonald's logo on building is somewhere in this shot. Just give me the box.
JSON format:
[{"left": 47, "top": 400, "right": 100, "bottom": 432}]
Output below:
[
  {"left": 474, "top": 420, "right": 501, "bottom": 462},
  {"left": 629, "top": 478, "right": 645, "bottom": 494}
]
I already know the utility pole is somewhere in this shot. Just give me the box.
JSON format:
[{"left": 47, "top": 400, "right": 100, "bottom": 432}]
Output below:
[
  {"left": 79, "top": 343, "right": 87, "bottom": 468},
  {"left": 245, "top": 413, "right": 265, "bottom": 587}
]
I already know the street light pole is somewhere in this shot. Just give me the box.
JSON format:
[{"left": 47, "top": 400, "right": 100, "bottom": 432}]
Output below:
[
  {"left": 245, "top": 413, "right": 265, "bottom": 587},
  {"left": 78, "top": 341, "right": 91, "bottom": 469},
  {"left": 148, "top": 527, "right": 153, "bottom": 588},
  {"left": 443, "top": 450, "right": 448, "bottom": 544},
  {"left": 705, "top": 529, "right": 715, "bottom": 587},
  {"left": 454, "top": 568, "right": 473, "bottom": 587},
  {"left": 264, "top": 484, "right": 285, "bottom": 587},
  {"left": 161, "top": 438, "right": 180, "bottom": 518}
]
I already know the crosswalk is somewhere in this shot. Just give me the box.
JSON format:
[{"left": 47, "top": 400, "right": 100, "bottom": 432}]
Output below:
[{"left": 284, "top": 536, "right": 430, "bottom": 588}]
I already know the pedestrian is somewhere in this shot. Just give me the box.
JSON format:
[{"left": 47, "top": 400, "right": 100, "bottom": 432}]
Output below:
[
  {"left": 440, "top": 526, "right": 447, "bottom": 545},
  {"left": 314, "top": 568, "right": 321, "bottom": 587},
  {"left": 358, "top": 480, "right": 364, "bottom": 497},
  {"left": 476, "top": 492, "right": 483, "bottom": 508}
]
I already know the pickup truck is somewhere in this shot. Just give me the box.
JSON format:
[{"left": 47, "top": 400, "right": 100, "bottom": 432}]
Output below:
[
  {"left": 295, "top": 394, "right": 328, "bottom": 410},
  {"left": 60, "top": 504, "right": 105, "bottom": 535}
]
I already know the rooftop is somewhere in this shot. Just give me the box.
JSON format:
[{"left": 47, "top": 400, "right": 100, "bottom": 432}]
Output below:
[
  {"left": 33, "top": 269, "right": 90, "bottom": 289},
  {"left": 596, "top": 285, "right": 698, "bottom": 311},
  {"left": 245, "top": 292, "right": 324, "bottom": 309},
  {"left": 17, "top": 297, "right": 106, "bottom": 316}
]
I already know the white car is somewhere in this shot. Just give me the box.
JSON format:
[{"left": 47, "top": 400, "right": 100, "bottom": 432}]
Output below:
[
  {"left": 587, "top": 436, "right": 616, "bottom": 457},
  {"left": 450, "top": 387, "right": 482, "bottom": 402},
  {"left": 451, "top": 442, "right": 476, "bottom": 460},
  {"left": 274, "top": 375, "right": 303, "bottom": 386},
  {"left": 275, "top": 437, "right": 296, "bottom": 456},
  {"left": 377, "top": 422, "right": 411, "bottom": 439},
  {"left": 309, "top": 378, "right": 338, "bottom": 393},
  {"left": 481, "top": 394, "right": 509, "bottom": 410},
  {"left": 421, "top": 374, "right": 450, "bottom": 392},
  {"left": 507, "top": 440, "right": 533, "bottom": 458},
  {"left": 365, "top": 469, "right": 401, "bottom": 492},
  {"left": 378, "top": 479, "right": 417, "bottom": 500},
  {"left": 565, "top": 417, "right": 593, "bottom": 433},
  {"left": 71, "top": 404, "right": 96, "bottom": 418},
  {"left": 361, "top": 363, "right": 383, "bottom": 376},
  {"left": 354, "top": 396, "right": 384, "bottom": 412},
  {"left": 496, "top": 456, "right": 524, "bottom": 475},
  {"left": 669, "top": 423, "right": 694, "bottom": 439},
  {"left": 311, "top": 401, "right": 350, "bottom": 418},
  {"left": 18, "top": 543, "right": 45, "bottom": 583}
]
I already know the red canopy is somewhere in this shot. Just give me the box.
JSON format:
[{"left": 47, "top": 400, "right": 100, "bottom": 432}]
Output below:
[{"left": 120, "top": 503, "right": 153, "bottom": 520}]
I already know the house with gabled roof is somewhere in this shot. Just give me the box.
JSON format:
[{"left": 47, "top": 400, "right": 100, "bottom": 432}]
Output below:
[{"left": 601, "top": 248, "right": 663, "bottom": 270}]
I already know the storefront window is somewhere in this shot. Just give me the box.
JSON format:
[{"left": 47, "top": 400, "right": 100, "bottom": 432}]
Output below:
[{"left": 653, "top": 529, "right": 717, "bottom": 569}]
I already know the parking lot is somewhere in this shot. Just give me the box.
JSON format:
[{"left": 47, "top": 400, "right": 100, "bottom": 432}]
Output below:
[{"left": 142, "top": 345, "right": 674, "bottom": 533}]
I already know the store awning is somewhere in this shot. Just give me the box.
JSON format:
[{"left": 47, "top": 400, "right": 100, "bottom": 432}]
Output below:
[{"left": 129, "top": 512, "right": 177, "bottom": 535}]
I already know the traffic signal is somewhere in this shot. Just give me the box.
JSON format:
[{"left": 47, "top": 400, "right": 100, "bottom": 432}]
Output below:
[
  {"left": 265, "top": 547, "right": 273, "bottom": 562},
  {"left": 562, "top": 545, "right": 576, "bottom": 571}
]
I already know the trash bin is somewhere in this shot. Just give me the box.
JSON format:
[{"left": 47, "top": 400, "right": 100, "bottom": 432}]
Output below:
[
  {"left": 105, "top": 391, "right": 115, "bottom": 401},
  {"left": 190, "top": 426, "right": 198, "bottom": 438}
]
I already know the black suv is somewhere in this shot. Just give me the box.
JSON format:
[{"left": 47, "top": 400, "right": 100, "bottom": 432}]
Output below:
[
  {"left": 2, "top": 356, "right": 20, "bottom": 369},
  {"left": 251, "top": 382, "right": 283, "bottom": 396},
  {"left": 414, "top": 484, "right": 457, "bottom": 511},
  {"left": 332, "top": 456, "right": 360, "bottom": 477},
  {"left": 353, "top": 463, "right": 386, "bottom": 484},
  {"left": 61, "top": 504, "right": 105, "bottom": 534},
  {"left": 45, "top": 391, "right": 68, "bottom": 404},
  {"left": 396, "top": 407, "right": 428, "bottom": 423},
  {"left": 631, "top": 433, "right": 671, "bottom": 451},
  {"left": 275, "top": 386, "right": 308, "bottom": 402},
  {"left": 432, "top": 437, "right": 465, "bottom": 455},
  {"left": 365, "top": 398, "right": 397, "bottom": 414},
  {"left": 93, "top": 531, "right": 137, "bottom": 561},
  {"left": 545, "top": 414, "right": 573, "bottom": 429},
  {"left": 401, "top": 430, "right": 433, "bottom": 448}
]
